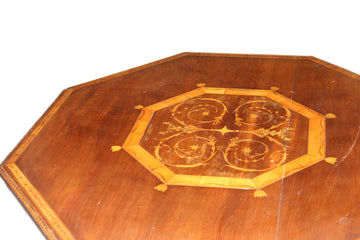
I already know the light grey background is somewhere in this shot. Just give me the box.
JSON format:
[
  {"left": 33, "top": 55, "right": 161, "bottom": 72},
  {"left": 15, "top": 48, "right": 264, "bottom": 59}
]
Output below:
[{"left": 1, "top": 1, "right": 359, "bottom": 239}]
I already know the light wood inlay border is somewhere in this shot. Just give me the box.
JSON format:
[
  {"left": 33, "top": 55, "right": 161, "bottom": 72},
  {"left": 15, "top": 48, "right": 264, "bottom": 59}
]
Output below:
[
  {"left": 1, "top": 89, "right": 75, "bottom": 240},
  {"left": 123, "top": 86, "right": 330, "bottom": 191}
]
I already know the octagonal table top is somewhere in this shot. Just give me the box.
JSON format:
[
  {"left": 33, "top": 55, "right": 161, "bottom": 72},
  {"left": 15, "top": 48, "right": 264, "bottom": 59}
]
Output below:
[{"left": 1, "top": 52, "right": 360, "bottom": 240}]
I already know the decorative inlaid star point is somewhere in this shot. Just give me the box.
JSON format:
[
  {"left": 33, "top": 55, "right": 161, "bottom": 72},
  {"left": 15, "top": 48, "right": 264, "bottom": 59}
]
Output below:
[
  {"left": 242, "top": 147, "right": 252, "bottom": 154},
  {"left": 250, "top": 113, "right": 258, "bottom": 119},
  {"left": 190, "top": 145, "right": 199, "bottom": 151},
  {"left": 217, "top": 126, "right": 234, "bottom": 135},
  {"left": 202, "top": 111, "right": 210, "bottom": 116}
]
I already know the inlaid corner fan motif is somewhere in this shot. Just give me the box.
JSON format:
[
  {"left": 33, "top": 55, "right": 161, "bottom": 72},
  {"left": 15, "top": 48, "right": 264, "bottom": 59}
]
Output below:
[{"left": 122, "top": 84, "right": 336, "bottom": 197}]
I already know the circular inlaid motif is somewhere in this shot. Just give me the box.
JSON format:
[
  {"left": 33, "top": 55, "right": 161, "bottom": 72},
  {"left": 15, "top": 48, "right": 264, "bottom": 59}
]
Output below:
[
  {"left": 234, "top": 100, "right": 290, "bottom": 128},
  {"left": 154, "top": 133, "right": 217, "bottom": 168},
  {"left": 172, "top": 98, "right": 227, "bottom": 126},
  {"left": 223, "top": 135, "right": 286, "bottom": 172}
]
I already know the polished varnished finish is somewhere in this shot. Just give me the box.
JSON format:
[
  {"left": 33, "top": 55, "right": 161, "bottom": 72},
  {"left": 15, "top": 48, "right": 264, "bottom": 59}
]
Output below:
[{"left": 1, "top": 53, "right": 360, "bottom": 239}]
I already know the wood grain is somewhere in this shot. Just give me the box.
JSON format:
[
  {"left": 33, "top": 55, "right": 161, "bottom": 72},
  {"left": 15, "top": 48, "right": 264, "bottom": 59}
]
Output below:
[{"left": 1, "top": 53, "right": 360, "bottom": 239}]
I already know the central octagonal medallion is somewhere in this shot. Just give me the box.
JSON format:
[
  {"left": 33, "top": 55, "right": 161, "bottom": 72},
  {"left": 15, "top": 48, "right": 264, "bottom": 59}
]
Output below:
[{"left": 123, "top": 86, "right": 328, "bottom": 193}]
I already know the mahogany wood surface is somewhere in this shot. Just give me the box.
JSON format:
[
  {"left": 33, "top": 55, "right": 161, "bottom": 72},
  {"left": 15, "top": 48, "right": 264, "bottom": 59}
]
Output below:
[{"left": 1, "top": 53, "right": 360, "bottom": 240}]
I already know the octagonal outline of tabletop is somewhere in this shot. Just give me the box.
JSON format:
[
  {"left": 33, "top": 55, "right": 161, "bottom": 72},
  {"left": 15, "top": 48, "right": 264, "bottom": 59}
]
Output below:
[{"left": 122, "top": 87, "right": 326, "bottom": 190}]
